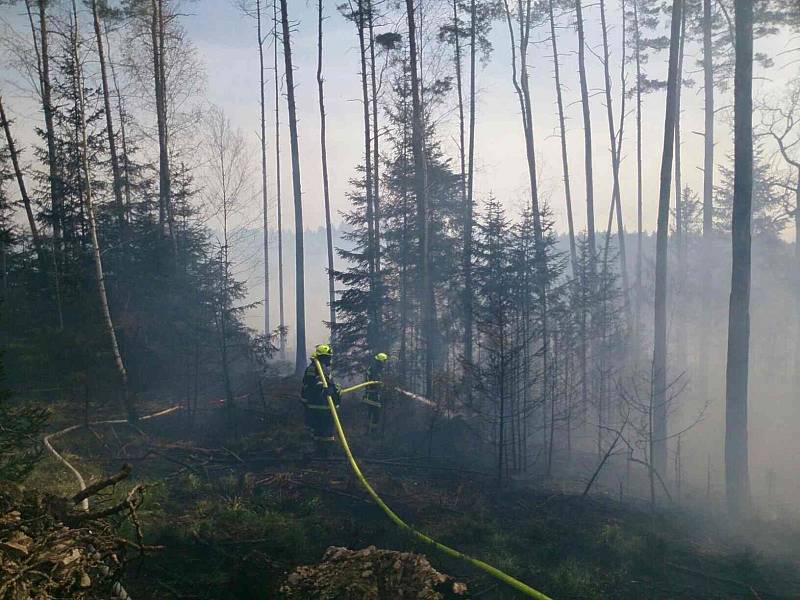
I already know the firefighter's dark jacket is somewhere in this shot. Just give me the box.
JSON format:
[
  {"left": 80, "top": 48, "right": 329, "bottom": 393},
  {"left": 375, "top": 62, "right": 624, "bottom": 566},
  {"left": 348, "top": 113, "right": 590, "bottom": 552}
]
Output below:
[{"left": 301, "top": 362, "right": 342, "bottom": 407}]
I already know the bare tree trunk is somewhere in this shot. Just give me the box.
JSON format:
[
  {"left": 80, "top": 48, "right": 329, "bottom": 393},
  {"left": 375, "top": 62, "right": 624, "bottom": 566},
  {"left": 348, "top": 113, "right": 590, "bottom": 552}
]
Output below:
[
  {"left": 503, "top": 0, "right": 549, "bottom": 464},
  {"left": 450, "top": 0, "right": 473, "bottom": 395},
  {"left": 37, "top": 0, "right": 61, "bottom": 248},
  {"left": 548, "top": 0, "right": 577, "bottom": 274},
  {"left": 674, "top": 10, "right": 685, "bottom": 247},
  {"left": 317, "top": 0, "right": 336, "bottom": 330},
  {"left": 399, "top": 69, "right": 411, "bottom": 386},
  {"left": 498, "top": 324, "right": 506, "bottom": 485},
  {"left": 575, "top": 0, "right": 596, "bottom": 263},
  {"left": 699, "top": 0, "right": 714, "bottom": 397},
  {"left": 795, "top": 170, "right": 800, "bottom": 390},
  {"left": 220, "top": 193, "right": 235, "bottom": 415},
  {"left": 463, "top": 0, "right": 477, "bottom": 398},
  {"left": 355, "top": 0, "right": 378, "bottom": 350},
  {"left": 72, "top": 0, "right": 135, "bottom": 421},
  {"left": 257, "top": 0, "right": 271, "bottom": 336},
  {"left": 599, "top": 0, "right": 631, "bottom": 327},
  {"left": 517, "top": 2, "right": 549, "bottom": 455},
  {"left": 452, "top": 0, "right": 467, "bottom": 365},
  {"left": 453, "top": 0, "right": 466, "bottom": 266},
  {"left": 105, "top": 26, "right": 133, "bottom": 220},
  {"left": 150, "top": 0, "right": 176, "bottom": 255},
  {"left": 274, "top": 0, "right": 287, "bottom": 357},
  {"left": 652, "top": 0, "right": 683, "bottom": 481},
  {"left": 368, "top": 4, "right": 382, "bottom": 282},
  {"left": 158, "top": 0, "right": 177, "bottom": 254},
  {"left": 280, "top": 0, "right": 307, "bottom": 374},
  {"left": 575, "top": 0, "right": 594, "bottom": 429},
  {"left": 724, "top": 0, "right": 753, "bottom": 519},
  {"left": 0, "top": 95, "right": 45, "bottom": 267},
  {"left": 673, "top": 7, "right": 688, "bottom": 375},
  {"left": 91, "top": 0, "right": 125, "bottom": 228},
  {"left": 634, "top": 0, "right": 644, "bottom": 340},
  {"left": 702, "top": 0, "right": 714, "bottom": 239},
  {"left": 150, "top": 2, "right": 165, "bottom": 227},
  {"left": 150, "top": 0, "right": 164, "bottom": 228},
  {"left": 405, "top": 0, "right": 434, "bottom": 397}
]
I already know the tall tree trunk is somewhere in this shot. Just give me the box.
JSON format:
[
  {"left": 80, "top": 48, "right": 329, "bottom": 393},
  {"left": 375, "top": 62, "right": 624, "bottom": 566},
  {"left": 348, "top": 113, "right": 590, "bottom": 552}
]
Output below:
[
  {"left": 724, "top": 0, "right": 753, "bottom": 519},
  {"left": 517, "top": 3, "right": 548, "bottom": 458},
  {"left": 702, "top": 0, "right": 715, "bottom": 239},
  {"left": 575, "top": 0, "right": 594, "bottom": 425},
  {"left": 399, "top": 68, "right": 411, "bottom": 386},
  {"left": 105, "top": 26, "right": 133, "bottom": 220},
  {"left": 219, "top": 160, "right": 235, "bottom": 415},
  {"left": 72, "top": 0, "right": 135, "bottom": 421},
  {"left": 151, "top": 0, "right": 175, "bottom": 254},
  {"left": 405, "top": 0, "right": 434, "bottom": 397},
  {"left": 317, "top": 0, "right": 336, "bottom": 330},
  {"left": 575, "top": 0, "right": 596, "bottom": 263},
  {"left": 274, "top": 0, "right": 287, "bottom": 357},
  {"left": 548, "top": 0, "right": 577, "bottom": 274},
  {"left": 634, "top": 0, "right": 644, "bottom": 340},
  {"left": 674, "top": 11, "right": 685, "bottom": 246},
  {"left": 503, "top": 0, "right": 548, "bottom": 460},
  {"left": 368, "top": 4, "right": 382, "bottom": 281},
  {"left": 37, "top": 0, "right": 61, "bottom": 248},
  {"left": 463, "top": 0, "right": 477, "bottom": 398},
  {"left": 150, "top": 0, "right": 164, "bottom": 228},
  {"left": 699, "top": 0, "right": 715, "bottom": 398},
  {"left": 673, "top": 7, "right": 688, "bottom": 375},
  {"left": 652, "top": 0, "right": 683, "bottom": 482},
  {"left": 356, "top": 0, "right": 378, "bottom": 350},
  {"left": 0, "top": 95, "right": 45, "bottom": 267},
  {"left": 795, "top": 169, "right": 800, "bottom": 391},
  {"left": 599, "top": 0, "right": 631, "bottom": 327},
  {"left": 451, "top": 0, "right": 471, "bottom": 392},
  {"left": 158, "top": 0, "right": 177, "bottom": 254},
  {"left": 29, "top": 0, "right": 64, "bottom": 329},
  {"left": 257, "top": 0, "right": 271, "bottom": 336},
  {"left": 280, "top": 0, "right": 307, "bottom": 374},
  {"left": 453, "top": 0, "right": 466, "bottom": 267},
  {"left": 91, "top": 0, "right": 125, "bottom": 228}
]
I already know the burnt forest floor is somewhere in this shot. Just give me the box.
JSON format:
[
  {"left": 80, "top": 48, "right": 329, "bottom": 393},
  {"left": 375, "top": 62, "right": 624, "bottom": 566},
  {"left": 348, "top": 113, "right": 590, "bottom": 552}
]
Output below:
[{"left": 24, "top": 379, "right": 800, "bottom": 600}]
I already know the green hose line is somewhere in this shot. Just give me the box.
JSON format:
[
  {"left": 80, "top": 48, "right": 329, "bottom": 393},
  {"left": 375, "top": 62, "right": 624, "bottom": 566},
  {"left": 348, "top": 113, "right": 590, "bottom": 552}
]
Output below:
[
  {"left": 311, "top": 358, "right": 554, "bottom": 600},
  {"left": 340, "top": 381, "right": 382, "bottom": 395}
]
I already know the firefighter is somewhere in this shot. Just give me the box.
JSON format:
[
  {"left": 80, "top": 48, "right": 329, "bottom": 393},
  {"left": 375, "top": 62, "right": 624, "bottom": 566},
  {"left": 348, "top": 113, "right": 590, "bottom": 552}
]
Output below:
[
  {"left": 301, "top": 344, "right": 342, "bottom": 457},
  {"left": 364, "top": 352, "right": 388, "bottom": 431}
]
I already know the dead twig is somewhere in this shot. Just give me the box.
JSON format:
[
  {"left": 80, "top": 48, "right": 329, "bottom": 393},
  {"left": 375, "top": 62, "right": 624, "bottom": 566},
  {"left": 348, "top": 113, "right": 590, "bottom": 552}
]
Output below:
[{"left": 72, "top": 463, "right": 132, "bottom": 505}]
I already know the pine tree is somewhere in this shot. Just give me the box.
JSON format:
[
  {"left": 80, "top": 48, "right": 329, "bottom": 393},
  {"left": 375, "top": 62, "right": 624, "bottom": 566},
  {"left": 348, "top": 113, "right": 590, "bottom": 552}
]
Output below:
[
  {"left": 0, "top": 302, "right": 48, "bottom": 482},
  {"left": 714, "top": 147, "right": 792, "bottom": 242}
]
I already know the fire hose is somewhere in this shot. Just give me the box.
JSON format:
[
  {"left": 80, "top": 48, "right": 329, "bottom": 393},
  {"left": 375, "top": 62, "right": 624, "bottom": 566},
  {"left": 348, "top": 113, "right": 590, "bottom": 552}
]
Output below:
[
  {"left": 44, "top": 405, "right": 182, "bottom": 599},
  {"left": 312, "top": 357, "right": 554, "bottom": 600}
]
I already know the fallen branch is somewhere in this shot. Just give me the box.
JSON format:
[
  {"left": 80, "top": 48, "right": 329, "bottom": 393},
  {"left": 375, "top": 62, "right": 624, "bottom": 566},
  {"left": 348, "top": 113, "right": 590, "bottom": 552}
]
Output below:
[
  {"left": 582, "top": 413, "right": 629, "bottom": 498},
  {"left": 72, "top": 463, "right": 132, "bottom": 505},
  {"left": 66, "top": 484, "right": 145, "bottom": 527},
  {"left": 43, "top": 405, "right": 182, "bottom": 510},
  {"left": 628, "top": 457, "right": 673, "bottom": 503},
  {"left": 666, "top": 562, "right": 777, "bottom": 599}
]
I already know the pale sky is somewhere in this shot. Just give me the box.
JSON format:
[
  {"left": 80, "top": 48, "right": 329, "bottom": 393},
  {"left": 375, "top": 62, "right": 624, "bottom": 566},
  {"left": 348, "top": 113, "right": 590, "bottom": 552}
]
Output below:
[
  {"left": 2, "top": 1, "right": 797, "bottom": 235},
  {"left": 1, "top": 0, "right": 797, "bottom": 343}
]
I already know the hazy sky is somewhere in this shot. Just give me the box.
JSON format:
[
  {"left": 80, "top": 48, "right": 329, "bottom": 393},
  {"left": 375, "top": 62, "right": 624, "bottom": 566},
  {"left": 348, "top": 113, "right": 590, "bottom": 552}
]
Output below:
[
  {"left": 0, "top": 0, "right": 797, "bottom": 340},
  {"left": 178, "top": 0, "right": 798, "bottom": 236},
  {"left": 1, "top": 1, "right": 797, "bottom": 236}
]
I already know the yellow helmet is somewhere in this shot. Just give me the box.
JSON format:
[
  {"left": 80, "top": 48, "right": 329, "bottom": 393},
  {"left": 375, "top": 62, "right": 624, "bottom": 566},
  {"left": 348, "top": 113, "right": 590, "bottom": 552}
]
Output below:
[
  {"left": 375, "top": 352, "right": 388, "bottom": 362},
  {"left": 314, "top": 344, "right": 333, "bottom": 358}
]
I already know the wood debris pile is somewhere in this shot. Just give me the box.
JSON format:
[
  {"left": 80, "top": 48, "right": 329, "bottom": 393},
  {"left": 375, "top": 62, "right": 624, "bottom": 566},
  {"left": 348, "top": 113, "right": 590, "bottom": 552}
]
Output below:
[
  {"left": 0, "top": 467, "right": 146, "bottom": 600},
  {"left": 280, "top": 545, "right": 468, "bottom": 599}
]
